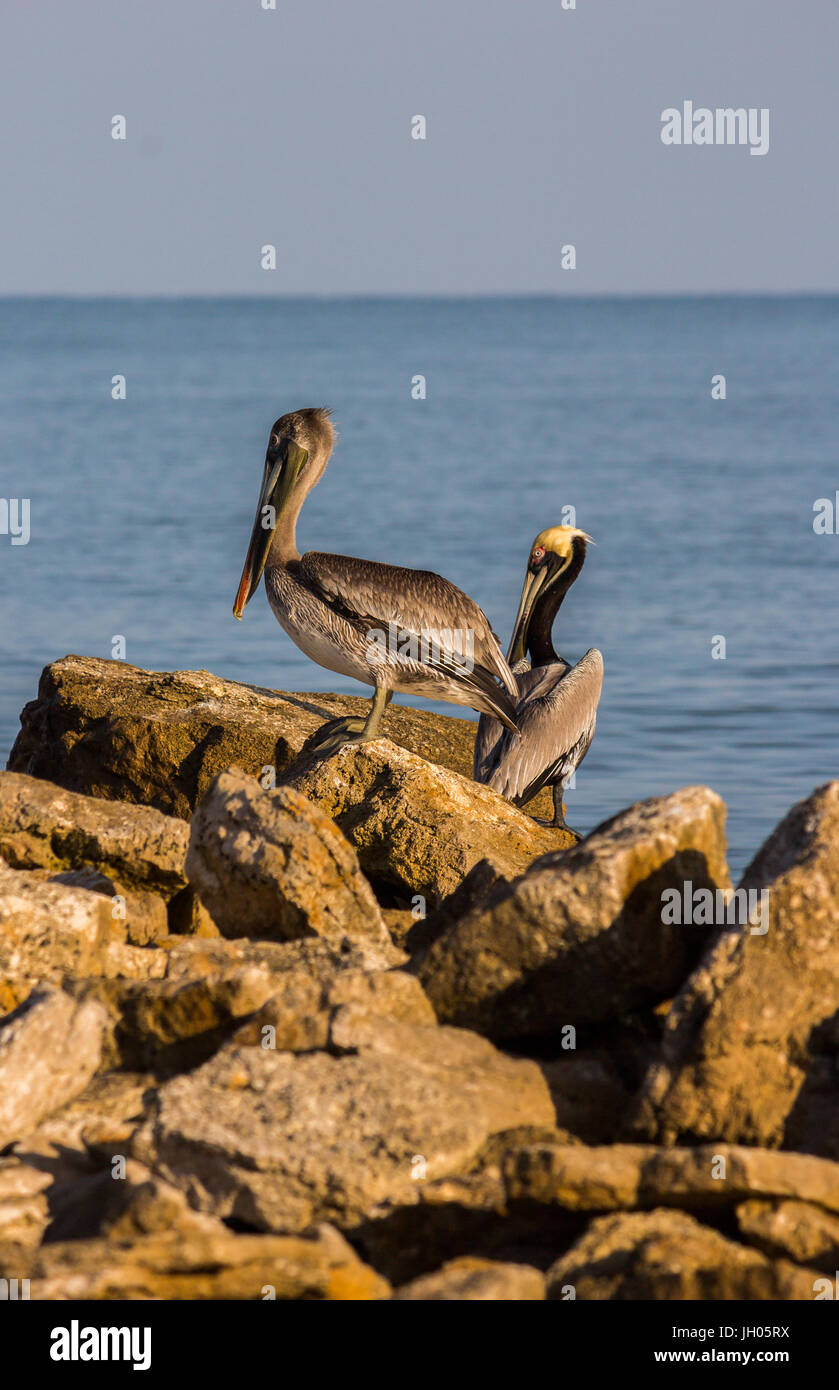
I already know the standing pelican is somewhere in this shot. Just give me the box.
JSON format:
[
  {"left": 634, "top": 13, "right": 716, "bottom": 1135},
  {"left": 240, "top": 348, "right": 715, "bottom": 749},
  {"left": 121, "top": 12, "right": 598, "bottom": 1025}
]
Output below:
[
  {"left": 233, "top": 408, "right": 519, "bottom": 751},
  {"left": 474, "top": 525, "right": 603, "bottom": 833}
]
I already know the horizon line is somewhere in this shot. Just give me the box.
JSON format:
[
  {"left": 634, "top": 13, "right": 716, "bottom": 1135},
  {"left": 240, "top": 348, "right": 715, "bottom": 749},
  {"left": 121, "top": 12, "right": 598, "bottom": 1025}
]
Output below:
[{"left": 1, "top": 289, "right": 838, "bottom": 302}]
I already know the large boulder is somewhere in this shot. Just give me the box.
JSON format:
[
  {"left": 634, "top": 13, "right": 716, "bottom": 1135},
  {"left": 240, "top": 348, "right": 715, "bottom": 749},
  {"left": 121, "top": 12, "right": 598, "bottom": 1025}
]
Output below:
[
  {"left": 632, "top": 783, "right": 839, "bottom": 1157},
  {"left": 7, "top": 655, "right": 554, "bottom": 821},
  {"left": 185, "top": 768, "right": 394, "bottom": 953},
  {"left": 131, "top": 1022, "right": 554, "bottom": 1234},
  {"left": 418, "top": 787, "right": 730, "bottom": 1039},
  {"left": 545, "top": 1209, "right": 820, "bottom": 1300},
  {"left": 0, "top": 989, "right": 108, "bottom": 1149},
  {"left": 281, "top": 738, "right": 573, "bottom": 904}
]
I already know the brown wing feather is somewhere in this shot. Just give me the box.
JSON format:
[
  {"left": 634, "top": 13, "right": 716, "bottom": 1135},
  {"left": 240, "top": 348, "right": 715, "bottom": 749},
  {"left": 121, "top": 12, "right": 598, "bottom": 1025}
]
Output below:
[{"left": 299, "top": 551, "right": 519, "bottom": 704}]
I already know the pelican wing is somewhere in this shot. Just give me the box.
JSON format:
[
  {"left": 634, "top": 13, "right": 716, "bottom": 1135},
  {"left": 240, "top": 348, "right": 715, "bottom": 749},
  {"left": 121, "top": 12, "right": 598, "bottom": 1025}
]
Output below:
[
  {"left": 298, "top": 550, "right": 520, "bottom": 721},
  {"left": 483, "top": 648, "right": 604, "bottom": 805},
  {"left": 474, "top": 657, "right": 542, "bottom": 780}
]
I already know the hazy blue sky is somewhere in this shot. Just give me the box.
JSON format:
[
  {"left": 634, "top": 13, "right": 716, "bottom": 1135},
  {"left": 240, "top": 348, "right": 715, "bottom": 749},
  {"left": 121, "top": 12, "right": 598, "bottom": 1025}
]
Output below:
[{"left": 2, "top": 0, "right": 836, "bottom": 294}]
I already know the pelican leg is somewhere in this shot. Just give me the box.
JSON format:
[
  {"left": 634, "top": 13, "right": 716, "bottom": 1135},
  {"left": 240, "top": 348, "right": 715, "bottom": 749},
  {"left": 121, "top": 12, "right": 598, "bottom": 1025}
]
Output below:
[
  {"left": 532, "top": 785, "right": 583, "bottom": 842},
  {"left": 309, "top": 688, "right": 392, "bottom": 755},
  {"left": 550, "top": 785, "right": 583, "bottom": 841}
]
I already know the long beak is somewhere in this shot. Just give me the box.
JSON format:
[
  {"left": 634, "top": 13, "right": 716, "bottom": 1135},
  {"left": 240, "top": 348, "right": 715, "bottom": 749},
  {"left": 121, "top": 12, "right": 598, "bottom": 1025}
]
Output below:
[
  {"left": 233, "top": 439, "right": 308, "bottom": 618},
  {"left": 506, "top": 566, "right": 553, "bottom": 664}
]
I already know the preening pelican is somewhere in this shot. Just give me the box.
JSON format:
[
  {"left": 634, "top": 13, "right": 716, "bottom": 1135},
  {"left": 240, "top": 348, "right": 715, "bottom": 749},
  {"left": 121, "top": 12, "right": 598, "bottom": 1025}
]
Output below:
[
  {"left": 474, "top": 525, "right": 603, "bottom": 833},
  {"left": 233, "top": 408, "right": 519, "bottom": 752}
]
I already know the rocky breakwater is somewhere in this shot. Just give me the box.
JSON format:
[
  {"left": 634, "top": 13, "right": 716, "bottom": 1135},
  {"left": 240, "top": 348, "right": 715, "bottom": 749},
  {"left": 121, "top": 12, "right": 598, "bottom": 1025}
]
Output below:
[{"left": 0, "top": 653, "right": 837, "bottom": 1300}]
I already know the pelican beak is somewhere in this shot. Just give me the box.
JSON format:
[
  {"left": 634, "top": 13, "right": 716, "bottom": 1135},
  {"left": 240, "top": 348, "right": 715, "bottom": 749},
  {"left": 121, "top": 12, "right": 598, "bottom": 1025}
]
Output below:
[
  {"left": 233, "top": 438, "right": 308, "bottom": 618},
  {"left": 506, "top": 565, "right": 553, "bottom": 664}
]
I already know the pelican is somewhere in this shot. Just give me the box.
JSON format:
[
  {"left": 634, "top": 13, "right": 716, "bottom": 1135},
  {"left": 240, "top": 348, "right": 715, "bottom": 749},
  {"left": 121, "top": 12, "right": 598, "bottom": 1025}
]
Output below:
[
  {"left": 233, "top": 408, "right": 519, "bottom": 752},
  {"left": 474, "top": 525, "right": 603, "bottom": 834}
]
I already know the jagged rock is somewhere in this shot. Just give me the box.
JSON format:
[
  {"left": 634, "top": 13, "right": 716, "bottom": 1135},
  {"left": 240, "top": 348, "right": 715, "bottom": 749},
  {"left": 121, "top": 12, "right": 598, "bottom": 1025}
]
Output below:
[
  {"left": 28, "top": 1224, "right": 390, "bottom": 1300},
  {"left": 0, "top": 989, "right": 108, "bottom": 1149},
  {"left": 281, "top": 739, "right": 573, "bottom": 904},
  {"left": 161, "top": 933, "right": 404, "bottom": 983},
  {"left": 50, "top": 869, "right": 169, "bottom": 947},
  {"left": 418, "top": 787, "right": 730, "bottom": 1039},
  {"left": 736, "top": 1199, "right": 839, "bottom": 1274},
  {"left": 393, "top": 1256, "right": 545, "bottom": 1300},
  {"left": 131, "top": 1023, "right": 553, "bottom": 1234},
  {"left": 0, "top": 861, "right": 115, "bottom": 981},
  {"left": 67, "top": 959, "right": 433, "bottom": 1073},
  {"left": 632, "top": 783, "right": 839, "bottom": 1157},
  {"left": 501, "top": 1141, "right": 839, "bottom": 1216},
  {"left": 8, "top": 654, "right": 555, "bottom": 821},
  {"left": 185, "top": 768, "right": 394, "bottom": 953},
  {"left": 545, "top": 1209, "right": 821, "bottom": 1300},
  {"left": 0, "top": 771, "right": 188, "bottom": 897},
  {"left": 67, "top": 969, "right": 280, "bottom": 1074},
  {"left": 0, "top": 863, "right": 169, "bottom": 1009}
]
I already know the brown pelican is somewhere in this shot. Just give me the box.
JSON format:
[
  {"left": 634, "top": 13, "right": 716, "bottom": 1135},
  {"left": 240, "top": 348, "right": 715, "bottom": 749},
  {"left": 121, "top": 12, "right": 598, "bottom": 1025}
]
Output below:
[
  {"left": 474, "top": 525, "right": 603, "bottom": 834},
  {"left": 233, "top": 408, "right": 519, "bottom": 752}
]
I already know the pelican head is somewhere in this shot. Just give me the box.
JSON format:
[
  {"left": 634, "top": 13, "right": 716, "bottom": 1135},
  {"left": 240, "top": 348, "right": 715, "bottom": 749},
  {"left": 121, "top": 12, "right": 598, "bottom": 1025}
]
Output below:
[
  {"left": 507, "top": 525, "right": 594, "bottom": 663},
  {"left": 233, "top": 407, "right": 335, "bottom": 617}
]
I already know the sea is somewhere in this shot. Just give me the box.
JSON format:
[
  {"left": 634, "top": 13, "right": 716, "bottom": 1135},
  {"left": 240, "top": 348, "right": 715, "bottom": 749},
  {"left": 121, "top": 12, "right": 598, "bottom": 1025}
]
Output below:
[{"left": 1, "top": 295, "right": 836, "bottom": 877}]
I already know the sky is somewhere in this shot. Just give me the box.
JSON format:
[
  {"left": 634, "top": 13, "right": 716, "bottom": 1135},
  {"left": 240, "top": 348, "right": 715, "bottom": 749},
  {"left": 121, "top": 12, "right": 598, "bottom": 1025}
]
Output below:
[{"left": 1, "top": 0, "right": 837, "bottom": 295}]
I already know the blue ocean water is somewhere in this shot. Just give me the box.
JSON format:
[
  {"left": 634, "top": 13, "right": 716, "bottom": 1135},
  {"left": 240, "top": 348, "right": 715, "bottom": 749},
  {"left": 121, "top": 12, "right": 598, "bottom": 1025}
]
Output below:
[{"left": 0, "top": 296, "right": 836, "bottom": 876}]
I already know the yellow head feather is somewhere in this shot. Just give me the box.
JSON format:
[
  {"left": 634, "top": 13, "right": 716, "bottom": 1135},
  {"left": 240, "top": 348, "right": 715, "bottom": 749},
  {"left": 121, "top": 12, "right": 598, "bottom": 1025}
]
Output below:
[{"left": 531, "top": 524, "right": 595, "bottom": 559}]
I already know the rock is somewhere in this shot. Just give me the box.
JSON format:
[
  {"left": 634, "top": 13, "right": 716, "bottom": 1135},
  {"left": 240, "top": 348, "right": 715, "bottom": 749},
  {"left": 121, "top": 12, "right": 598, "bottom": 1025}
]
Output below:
[
  {"left": 13, "top": 1071, "right": 155, "bottom": 1170},
  {"left": 632, "top": 783, "right": 839, "bottom": 1156},
  {"left": 161, "top": 933, "right": 403, "bottom": 984},
  {"left": 49, "top": 869, "right": 169, "bottom": 947},
  {"left": 281, "top": 739, "right": 574, "bottom": 904},
  {"left": 736, "top": 1199, "right": 839, "bottom": 1274},
  {"left": 0, "top": 989, "right": 108, "bottom": 1149},
  {"left": 354, "top": 1124, "right": 583, "bottom": 1283},
  {"left": 185, "top": 768, "right": 393, "bottom": 952},
  {"left": 45, "top": 1158, "right": 229, "bottom": 1243},
  {"left": 545, "top": 1209, "right": 821, "bottom": 1300},
  {"left": 28, "top": 1224, "right": 390, "bottom": 1300},
  {"left": 0, "top": 771, "right": 188, "bottom": 897},
  {"left": 67, "top": 968, "right": 280, "bottom": 1074},
  {"left": 69, "top": 957, "right": 433, "bottom": 1073},
  {"left": 418, "top": 787, "right": 730, "bottom": 1039},
  {"left": 131, "top": 1024, "right": 553, "bottom": 1234},
  {"left": 0, "top": 1160, "right": 51, "bottom": 1249},
  {"left": 7, "top": 654, "right": 555, "bottom": 821},
  {"left": 0, "top": 863, "right": 169, "bottom": 1008},
  {"left": 393, "top": 1256, "right": 545, "bottom": 1300},
  {"left": 501, "top": 1141, "right": 839, "bottom": 1216},
  {"left": 166, "top": 887, "right": 222, "bottom": 938},
  {"left": 0, "top": 861, "right": 115, "bottom": 986},
  {"left": 233, "top": 966, "right": 435, "bottom": 1054}
]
